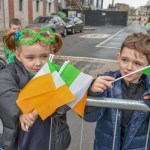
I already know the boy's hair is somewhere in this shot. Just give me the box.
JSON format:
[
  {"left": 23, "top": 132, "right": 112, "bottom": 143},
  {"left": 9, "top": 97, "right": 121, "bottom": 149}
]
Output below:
[
  {"left": 9, "top": 18, "right": 21, "bottom": 27},
  {"left": 121, "top": 32, "right": 150, "bottom": 64}
]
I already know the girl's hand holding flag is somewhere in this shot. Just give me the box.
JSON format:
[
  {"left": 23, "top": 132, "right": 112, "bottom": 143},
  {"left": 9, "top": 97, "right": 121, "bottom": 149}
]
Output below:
[
  {"left": 19, "top": 109, "right": 38, "bottom": 131},
  {"left": 16, "top": 60, "right": 75, "bottom": 120}
]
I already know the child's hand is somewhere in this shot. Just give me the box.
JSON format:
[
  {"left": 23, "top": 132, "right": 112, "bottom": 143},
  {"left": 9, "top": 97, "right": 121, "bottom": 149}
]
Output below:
[
  {"left": 19, "top": 109, "right": 38, "bottom": 132},
  {"left": 91, "top": 76, "right": 115, "bottom": 93},
  {"left": 144, "top": 95, "right": 150, "bottom": 100}
]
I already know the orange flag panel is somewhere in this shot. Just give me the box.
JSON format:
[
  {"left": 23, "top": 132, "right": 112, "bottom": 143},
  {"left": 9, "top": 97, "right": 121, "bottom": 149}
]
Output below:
[
  {"left": 72, "top": 91, "right": 87, "bottom": 117},
  {"left": 16, "top": 73, "right": 56, "bottom": 113},
  {"left": 35, "top": 84, "right": 75, "bottom": 120}
]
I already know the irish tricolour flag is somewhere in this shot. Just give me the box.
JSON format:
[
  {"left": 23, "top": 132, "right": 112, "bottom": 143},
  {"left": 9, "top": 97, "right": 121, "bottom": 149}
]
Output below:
[
  {"left": 16, "top": 60, "right": 75, "bottom": 120},
  {"left": 55, "top": 62, "right": 93, "bottom": 117}
]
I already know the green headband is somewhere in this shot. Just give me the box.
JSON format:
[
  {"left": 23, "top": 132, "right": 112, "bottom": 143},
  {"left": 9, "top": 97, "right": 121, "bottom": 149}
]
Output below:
[{"left": 14, "top": 28, "right": 56, "bottom": 45}]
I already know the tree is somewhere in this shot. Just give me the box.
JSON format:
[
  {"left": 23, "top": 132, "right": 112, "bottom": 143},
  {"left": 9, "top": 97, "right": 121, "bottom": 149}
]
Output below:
[{"left": 71, "top": 0, "right": 90, "bottom": 10}]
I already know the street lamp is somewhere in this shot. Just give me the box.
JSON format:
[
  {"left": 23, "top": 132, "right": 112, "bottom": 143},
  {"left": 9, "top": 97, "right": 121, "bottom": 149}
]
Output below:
[
  {"left": 55, "top": 0, "right": 58, "bottom": 13},
  {"left": 112, "top": 0, "right": 114, "bottom": 7},
  {"left": 111, "top": 0, "right": 114, "bottom": 11}
]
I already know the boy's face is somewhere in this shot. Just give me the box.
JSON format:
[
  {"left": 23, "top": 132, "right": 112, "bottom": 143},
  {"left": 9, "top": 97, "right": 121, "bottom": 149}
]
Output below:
[
  {"left": 118, "top": 47, "right": 148, "bottom": 84},
  {"left": 16, "top": 43, "right": 50, "bottom": 74},
  {"left": 10, "top": 24, "right": 22, "bottom": 32}
]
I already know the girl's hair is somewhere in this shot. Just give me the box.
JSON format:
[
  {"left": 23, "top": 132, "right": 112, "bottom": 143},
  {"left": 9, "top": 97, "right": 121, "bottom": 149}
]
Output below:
[
  {"left": 3, "top": 27, "right": 62, "bottom": 54},
  {"left": 120, "top": 32, "right": 150, "bottom": 64},
  {"left": 52, "top": 33, "right": 62, "bottom": 54}
]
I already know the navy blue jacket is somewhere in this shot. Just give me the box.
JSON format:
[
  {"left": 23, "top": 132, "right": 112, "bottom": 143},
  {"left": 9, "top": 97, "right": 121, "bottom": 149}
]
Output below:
[{"left": 84, "top": 70, "right": 150, "bottom": 150}]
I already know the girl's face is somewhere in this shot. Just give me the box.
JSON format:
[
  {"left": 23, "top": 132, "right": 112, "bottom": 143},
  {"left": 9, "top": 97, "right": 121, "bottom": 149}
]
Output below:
[
  {"left": 16, "top": 43, "right": 50, "bottom": 74},
  {"left": 118, "top": 47, "right": 148, "bottom": 84}
]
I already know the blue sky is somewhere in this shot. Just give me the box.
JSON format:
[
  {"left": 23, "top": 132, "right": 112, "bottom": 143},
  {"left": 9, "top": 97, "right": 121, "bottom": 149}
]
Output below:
[{"left": 103, "top": 0, "right": 148, "bottom": 8}]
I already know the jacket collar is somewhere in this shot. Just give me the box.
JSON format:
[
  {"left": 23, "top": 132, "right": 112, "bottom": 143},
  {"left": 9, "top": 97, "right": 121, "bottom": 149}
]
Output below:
[{"left": 14, "top": 57, "right": 29, "bottom": 77}]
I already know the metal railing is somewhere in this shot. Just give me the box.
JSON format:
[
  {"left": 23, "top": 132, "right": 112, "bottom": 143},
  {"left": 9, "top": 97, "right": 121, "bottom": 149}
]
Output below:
[
  {"left": 86, "top": 97, "right": 150, "bottom": 111},
  {"left": 84, "top": 97, "right": 150, "bottom": 150}
]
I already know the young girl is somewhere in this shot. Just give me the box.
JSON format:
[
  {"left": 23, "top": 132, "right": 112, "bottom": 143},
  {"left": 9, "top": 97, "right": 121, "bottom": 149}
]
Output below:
[{"left": 1, "top": 28, "right": 71, "bottom": 150}]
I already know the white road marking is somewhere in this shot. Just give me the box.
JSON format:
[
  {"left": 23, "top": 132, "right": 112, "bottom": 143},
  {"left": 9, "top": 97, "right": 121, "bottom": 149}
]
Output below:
[
  {"left": 96, "top": 28, "right": 125, "bottom": 47},
  {"left": 79, "top": 34, "right": 110, "bottom": 39},
  {"left": 113, "top": 37, "right": 124, "bottom": 39},
  {"left": 97, "top": 46, "right": 120, "bottom": 49},
  {"left": 61, "top": 55, "right": 118, "bottom": 62}
]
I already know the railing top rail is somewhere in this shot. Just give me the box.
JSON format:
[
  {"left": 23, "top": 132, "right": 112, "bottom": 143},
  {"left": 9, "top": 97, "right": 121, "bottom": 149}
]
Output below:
[{"left": 87, "top": 97, "right": 150, "bottom": 111}]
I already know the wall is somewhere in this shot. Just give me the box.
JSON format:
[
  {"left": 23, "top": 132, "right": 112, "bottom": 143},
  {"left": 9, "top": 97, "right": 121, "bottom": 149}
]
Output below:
[{"left": 62, "top": 9, "right": 128, "bottom": 26}]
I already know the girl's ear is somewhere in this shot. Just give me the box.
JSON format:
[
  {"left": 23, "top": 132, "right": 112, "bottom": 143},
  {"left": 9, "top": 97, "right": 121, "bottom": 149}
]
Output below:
[{"left": 16, "top": 51, "right": 21, "bottom": 62}]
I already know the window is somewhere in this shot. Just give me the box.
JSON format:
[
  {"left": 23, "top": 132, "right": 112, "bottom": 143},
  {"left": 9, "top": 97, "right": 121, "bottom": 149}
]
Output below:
[
  {"left": 36, "top": 1, "right": 39, "bottom": 12},
  {"left": 74, "top": 17, "right": 78, "bottom": 22},
  {"left": 48, "top": 2, "right": 51, "bottom": 12},
  {"left": 96, "top": 0, "right": 99, "bottom": 7},
  {"left": 0, "top": 0, "right": 1, "bottom": 10},
  {"left": 19, "top": 0, "right": 23, "bottom": 11},
  {"left": 90, "top": 0, "right": 93, "bottom": 5}
]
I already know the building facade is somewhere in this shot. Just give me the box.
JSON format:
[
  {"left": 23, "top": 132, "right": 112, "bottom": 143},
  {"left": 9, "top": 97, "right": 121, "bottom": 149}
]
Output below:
[
  {"left": 0, "top": 0, "right": 56, "bottom": 31},
  {"left": 108, "top": 3, "right": 129, "bottom": 12},
  {"left": 88, "top": 0, "right": 103, "bottom": 10},
  {"left": 0, "top": 0, "right": 104, "bottom": 31}
]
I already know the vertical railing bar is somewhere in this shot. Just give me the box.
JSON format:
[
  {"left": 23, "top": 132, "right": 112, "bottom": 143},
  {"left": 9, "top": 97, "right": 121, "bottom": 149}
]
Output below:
[
  {"left": 112, "top": 109, "right": 119, "bottom": 150},
  {"left": 145, "top": 118, "right": 150, "bottom": 150},
  {"left": 49, "top": 117, "right": 53, "bottom": 150},
  {"left": 79, "top": 117, "right": 84, "bottom": 150}
]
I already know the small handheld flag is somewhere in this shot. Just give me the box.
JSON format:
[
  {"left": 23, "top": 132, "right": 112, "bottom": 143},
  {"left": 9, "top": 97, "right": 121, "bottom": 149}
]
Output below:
[
  {"left": 58, "top": 61, "right": 93, "bottom": 117},
  {"left": 113, "top": 65, "right": 150, "bottom": 82},
  {"left": 16, "top": 60, "right": 75, "bottom": 120}
]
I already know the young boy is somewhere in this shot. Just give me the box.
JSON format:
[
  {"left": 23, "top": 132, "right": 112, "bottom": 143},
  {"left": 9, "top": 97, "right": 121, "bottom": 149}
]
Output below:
[
  {"left": 8, "top": 18, "right": 22, "bottom": 32},
  {"left": 84, "top": 32, "right": 150, "bottom": 150},
  {"left": 3, "top": 18, "right": 22, "bottom": 64}
]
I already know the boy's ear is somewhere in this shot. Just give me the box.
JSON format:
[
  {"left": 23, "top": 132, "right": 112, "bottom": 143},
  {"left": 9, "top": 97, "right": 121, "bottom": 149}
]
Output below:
[
  {"left": 117, "top": 52, "right": 120, "bottom": 60},
  {"left": 117, "top": 52, "right": 121, "bottom": 62}
]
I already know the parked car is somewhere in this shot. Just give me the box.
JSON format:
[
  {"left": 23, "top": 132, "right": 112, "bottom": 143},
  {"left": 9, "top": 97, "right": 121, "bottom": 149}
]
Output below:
[
  {"left": 64, "top": 17, "right": 83, "bottom": 34},
  {"left": 26, "top": 15, "right": 67, "bottom": 37}
]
